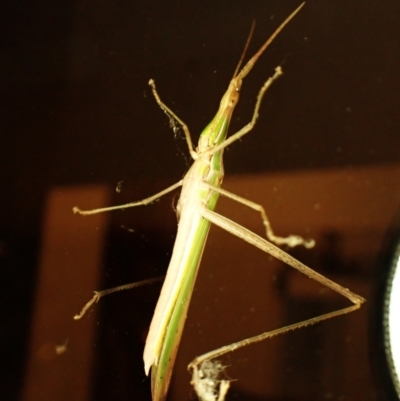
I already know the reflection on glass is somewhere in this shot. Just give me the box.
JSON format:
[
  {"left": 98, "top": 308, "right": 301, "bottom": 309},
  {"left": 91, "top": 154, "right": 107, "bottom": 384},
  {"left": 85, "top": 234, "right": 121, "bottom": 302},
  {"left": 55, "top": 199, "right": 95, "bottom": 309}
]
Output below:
[{"left": 385, "top": 238, "right": 400, "bottom": 399}]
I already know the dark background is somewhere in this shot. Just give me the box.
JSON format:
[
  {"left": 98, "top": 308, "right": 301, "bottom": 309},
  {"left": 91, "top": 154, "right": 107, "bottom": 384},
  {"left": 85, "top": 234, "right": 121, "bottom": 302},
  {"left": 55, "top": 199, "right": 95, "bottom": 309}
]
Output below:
[{"left": 1, "top": 0, "right": 400, "bottom": 400}]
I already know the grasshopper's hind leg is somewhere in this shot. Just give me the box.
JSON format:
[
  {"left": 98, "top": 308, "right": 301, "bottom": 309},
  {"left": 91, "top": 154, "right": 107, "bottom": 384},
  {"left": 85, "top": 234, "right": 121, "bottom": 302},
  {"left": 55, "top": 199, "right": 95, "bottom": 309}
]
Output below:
[{"left": 188, "top": 205, "right": 365, "bottom": 400}]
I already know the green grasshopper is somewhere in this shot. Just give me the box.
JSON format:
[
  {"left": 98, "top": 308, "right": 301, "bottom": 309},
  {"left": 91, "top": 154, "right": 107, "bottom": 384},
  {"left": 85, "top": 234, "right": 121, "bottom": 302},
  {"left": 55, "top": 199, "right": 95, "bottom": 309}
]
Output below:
[{"left": 74, "top": 3, "right": 364, "bottom": 400}]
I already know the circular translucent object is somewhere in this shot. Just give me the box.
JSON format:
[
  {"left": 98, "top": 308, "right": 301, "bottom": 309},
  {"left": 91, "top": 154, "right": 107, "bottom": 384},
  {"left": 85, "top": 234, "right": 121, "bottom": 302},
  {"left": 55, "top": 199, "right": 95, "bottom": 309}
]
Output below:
[{"left": 384, "top": 238, "right": 400, "bottom": 399}]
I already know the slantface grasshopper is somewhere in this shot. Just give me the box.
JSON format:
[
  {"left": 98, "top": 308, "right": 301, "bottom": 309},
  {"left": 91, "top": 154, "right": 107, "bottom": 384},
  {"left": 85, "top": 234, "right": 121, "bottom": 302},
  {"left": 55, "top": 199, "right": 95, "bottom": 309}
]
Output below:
[{"left": 74, "top": 3, "right": 365, "bottom": 400}]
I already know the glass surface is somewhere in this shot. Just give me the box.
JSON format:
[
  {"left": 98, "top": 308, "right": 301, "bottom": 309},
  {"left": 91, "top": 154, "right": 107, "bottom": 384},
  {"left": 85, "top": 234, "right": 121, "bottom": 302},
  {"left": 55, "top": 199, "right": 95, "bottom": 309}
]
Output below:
[{"left": 1, "top": 1, "right": 400, "bottom": 401}]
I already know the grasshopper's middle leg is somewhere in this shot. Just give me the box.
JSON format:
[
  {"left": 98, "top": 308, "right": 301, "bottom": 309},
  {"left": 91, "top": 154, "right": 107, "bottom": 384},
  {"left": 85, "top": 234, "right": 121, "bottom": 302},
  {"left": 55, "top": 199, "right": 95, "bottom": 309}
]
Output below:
[{"left": 201, "top": 181, "right": 315, "bottom": 248}]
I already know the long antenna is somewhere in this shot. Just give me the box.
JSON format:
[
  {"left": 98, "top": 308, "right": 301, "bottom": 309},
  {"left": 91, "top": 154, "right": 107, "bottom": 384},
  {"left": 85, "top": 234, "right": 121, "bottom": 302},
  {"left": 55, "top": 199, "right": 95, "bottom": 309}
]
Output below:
[{"left": 232, "top": 20, "right": 256, "bottom": 79}]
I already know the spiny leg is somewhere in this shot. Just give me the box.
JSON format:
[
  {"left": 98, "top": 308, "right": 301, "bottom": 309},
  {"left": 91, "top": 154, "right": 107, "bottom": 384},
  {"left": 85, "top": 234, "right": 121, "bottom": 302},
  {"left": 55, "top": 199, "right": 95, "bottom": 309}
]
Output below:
[
  {"left": 201, "top": 206, "right": 364, "bottom": 306},
  {"left": 189, "top": 303, "right": 361, "bottom": 371},
  {"left": 188, "top": 206, "right": 364, "bottom": 390},
  {"left": 148, "top": 79, "right": 198, "bottom": 160},
  {"left": 201, "top": 181, "right": 315, "bottom": 248},
  {"left": 73, "top": 180, "right": 183, "bottom": 215}
]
